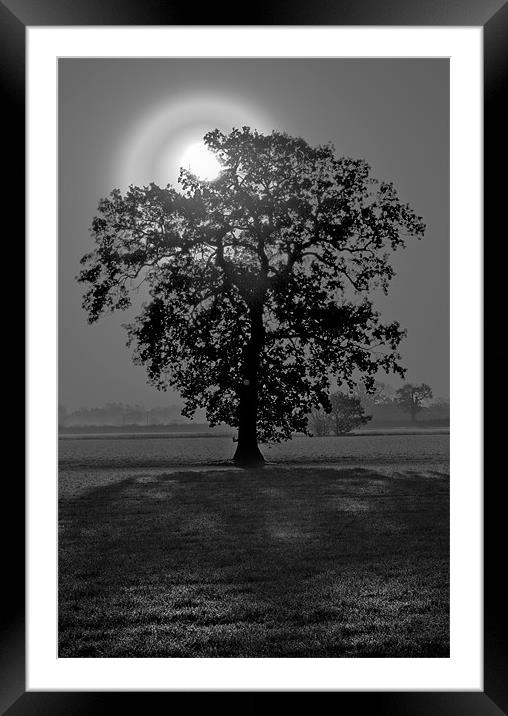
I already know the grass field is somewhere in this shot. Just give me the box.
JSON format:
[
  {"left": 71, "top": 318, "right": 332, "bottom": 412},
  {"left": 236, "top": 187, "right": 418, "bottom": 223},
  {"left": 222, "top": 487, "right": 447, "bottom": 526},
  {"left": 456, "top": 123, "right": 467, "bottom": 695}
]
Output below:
[
  {"left": 59, "top": 432, "right": 449, "bottom": 470},
  {"left": 59, "top": 465, "right": 449, "bottom": 657}
]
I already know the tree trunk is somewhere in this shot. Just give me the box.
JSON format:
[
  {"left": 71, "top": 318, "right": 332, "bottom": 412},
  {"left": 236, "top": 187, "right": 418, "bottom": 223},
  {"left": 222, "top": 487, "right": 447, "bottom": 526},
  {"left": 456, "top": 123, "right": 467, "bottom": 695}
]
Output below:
[{"left": 233, "top": 301, "right": 265, "bottom": 467}]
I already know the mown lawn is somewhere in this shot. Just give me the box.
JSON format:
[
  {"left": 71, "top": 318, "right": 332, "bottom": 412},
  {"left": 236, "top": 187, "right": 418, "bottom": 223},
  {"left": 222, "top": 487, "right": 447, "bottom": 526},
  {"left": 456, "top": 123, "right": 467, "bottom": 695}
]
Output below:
[{"left": 59, "top": 466, "right": 449, "bottom": 657}]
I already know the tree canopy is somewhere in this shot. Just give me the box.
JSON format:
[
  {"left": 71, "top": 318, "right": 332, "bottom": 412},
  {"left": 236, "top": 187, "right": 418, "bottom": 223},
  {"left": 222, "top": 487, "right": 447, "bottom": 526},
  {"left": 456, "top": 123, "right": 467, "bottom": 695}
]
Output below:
[{"left": 78, "top": 127, "right": 425, "bottom": 464}]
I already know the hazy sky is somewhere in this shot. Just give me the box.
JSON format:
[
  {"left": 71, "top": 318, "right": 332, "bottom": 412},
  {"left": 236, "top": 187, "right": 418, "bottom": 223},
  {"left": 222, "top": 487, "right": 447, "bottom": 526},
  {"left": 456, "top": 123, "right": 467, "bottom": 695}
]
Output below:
[{"left": 59, "top": 58, "right": 449, "bottom": 411}]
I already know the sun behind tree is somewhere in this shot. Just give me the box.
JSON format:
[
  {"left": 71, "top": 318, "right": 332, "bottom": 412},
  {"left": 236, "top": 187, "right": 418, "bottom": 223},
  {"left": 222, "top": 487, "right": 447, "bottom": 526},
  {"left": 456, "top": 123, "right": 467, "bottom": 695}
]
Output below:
[
  {"left": 180, "top": 141, "right": 222, "bottom": 181},
  {"left": 78, "top": 127, "right": 425, "bottom": 466}
]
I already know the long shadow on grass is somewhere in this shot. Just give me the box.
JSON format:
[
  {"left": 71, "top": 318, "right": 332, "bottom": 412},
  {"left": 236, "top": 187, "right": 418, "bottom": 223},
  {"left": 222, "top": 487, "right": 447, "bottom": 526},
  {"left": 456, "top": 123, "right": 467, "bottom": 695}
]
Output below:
[{"left": 58, "top": 467, "right": 449, "bottom": 658}]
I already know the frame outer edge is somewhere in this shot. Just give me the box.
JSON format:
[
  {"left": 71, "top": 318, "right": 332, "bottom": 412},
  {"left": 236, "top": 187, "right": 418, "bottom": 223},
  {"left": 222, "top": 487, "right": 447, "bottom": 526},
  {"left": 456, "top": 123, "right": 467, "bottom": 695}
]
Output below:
[
  {"left": 7, "top": 0, "right": 503, "bottom": 711},
  {"left": 484, "top": 2, "right": 508, "bottom": 715},
  {"left": 0, "top": 1, "right": 26, "bottom": 715}
]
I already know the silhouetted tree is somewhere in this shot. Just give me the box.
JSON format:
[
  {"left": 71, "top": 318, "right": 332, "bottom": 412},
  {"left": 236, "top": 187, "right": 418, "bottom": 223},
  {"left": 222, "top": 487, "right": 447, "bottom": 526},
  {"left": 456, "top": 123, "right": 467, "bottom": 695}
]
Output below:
[
  {"left": 329, "top": 391, "right": 372, "bottom": 435},
  {"left": 395, "top": 383, "right": 433, "bottom": 423},
  {"left": 78, "top": 127, "right": 425, "bottom": 466}
]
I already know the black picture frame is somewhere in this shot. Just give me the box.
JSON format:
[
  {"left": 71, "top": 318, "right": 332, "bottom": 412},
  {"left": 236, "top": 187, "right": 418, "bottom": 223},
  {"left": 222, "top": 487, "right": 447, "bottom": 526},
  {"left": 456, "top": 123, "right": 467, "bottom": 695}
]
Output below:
[{"left": 3, "top": 0, "right": 500, "bottom": 712}]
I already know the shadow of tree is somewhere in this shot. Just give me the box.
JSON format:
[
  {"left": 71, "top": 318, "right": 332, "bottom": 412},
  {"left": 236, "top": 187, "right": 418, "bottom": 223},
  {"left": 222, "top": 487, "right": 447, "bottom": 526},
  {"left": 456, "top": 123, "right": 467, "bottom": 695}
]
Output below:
[{"left": 59, "top": 467, "right": 449, "bottom": 657}]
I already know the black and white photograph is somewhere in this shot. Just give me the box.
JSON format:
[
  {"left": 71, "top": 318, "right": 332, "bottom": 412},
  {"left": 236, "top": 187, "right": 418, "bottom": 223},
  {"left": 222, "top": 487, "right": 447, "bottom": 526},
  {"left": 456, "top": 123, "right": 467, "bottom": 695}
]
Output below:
[{"left": 58, "top": 57, "right": 450, "bottom": 659}]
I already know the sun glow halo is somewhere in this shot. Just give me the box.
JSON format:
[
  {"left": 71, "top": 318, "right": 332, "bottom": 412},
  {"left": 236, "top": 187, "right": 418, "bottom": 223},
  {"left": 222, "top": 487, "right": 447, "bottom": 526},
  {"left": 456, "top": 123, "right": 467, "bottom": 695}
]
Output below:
[{"left": 180, "top": 141, "right": 222, "bottom": 181}]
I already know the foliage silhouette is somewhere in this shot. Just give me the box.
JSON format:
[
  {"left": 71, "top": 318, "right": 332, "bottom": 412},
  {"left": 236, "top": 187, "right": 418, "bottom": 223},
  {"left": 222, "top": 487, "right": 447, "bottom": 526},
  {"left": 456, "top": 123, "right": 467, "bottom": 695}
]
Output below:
[{"left": 78, "top": 127, "right": 425, "bottom": 465}]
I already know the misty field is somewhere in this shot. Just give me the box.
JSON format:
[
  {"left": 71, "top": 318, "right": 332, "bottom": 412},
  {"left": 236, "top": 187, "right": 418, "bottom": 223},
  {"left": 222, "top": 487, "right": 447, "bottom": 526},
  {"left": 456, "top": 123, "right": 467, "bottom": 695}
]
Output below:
[
  {"left": 59, "top": 434, "right": 449, "bottom": 658},
  {"left": 59, "top": 431, "right": 449, "bottom": 471}
]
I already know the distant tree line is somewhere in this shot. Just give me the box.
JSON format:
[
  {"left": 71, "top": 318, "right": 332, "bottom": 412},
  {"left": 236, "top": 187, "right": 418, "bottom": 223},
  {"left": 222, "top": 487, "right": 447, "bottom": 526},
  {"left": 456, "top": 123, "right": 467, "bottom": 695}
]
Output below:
[
  {"left": 58, "top": 402, "right": 186, "bottom": 427},
  {"left": 59, "top": 381, "right": 448, "bottom": 432},
  {"left": 309, "top": 382, "right": 448, "bottom": 435}
]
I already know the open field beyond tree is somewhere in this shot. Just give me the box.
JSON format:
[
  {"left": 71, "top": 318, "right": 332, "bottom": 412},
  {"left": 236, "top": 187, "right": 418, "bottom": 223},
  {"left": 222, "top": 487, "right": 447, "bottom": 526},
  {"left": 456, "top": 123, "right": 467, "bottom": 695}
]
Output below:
[{"left": 59, "top": 465, "right": 449, "bottom": 657}]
